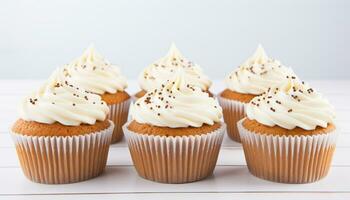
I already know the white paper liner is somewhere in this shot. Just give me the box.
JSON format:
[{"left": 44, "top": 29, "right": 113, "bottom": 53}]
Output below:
[
  {"left": 108, "top": 99, "right": 131, "bottom": 143},
  {"left": 217, "top": 95, "right": 246, "bottom": 142},
  {"left": 237, "top": 119, "right": 338, "bottom": 183},
  {"left": 11, "top": 121, "right": 114, "bottom": 184},
  {"left": 123, "top": 122, "right": 226, "bottom": 183}
]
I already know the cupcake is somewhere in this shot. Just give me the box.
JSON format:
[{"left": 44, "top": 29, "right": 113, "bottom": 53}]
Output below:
[
  {"left": 238, "top": 79, "right": 337, "bottom": 183},
  {"left": 11, "top": 68, "right": 114, "bottom": 184},
  {"left": 63, "top": 46, "right": 130, "bottom": 143},
  {"left": 124, "top": 69, "right": 225, "bottom": 183},
  {"left": 218, "top": 45, "right": 297, "bottom": 142},
  {"left": 136, "top": 43, "right": 212, "bottom": 99}
]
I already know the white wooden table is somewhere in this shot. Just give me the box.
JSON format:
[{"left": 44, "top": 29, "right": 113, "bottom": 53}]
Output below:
[{"left": 0, "top": 80, "right": 349, "bottom": 200}]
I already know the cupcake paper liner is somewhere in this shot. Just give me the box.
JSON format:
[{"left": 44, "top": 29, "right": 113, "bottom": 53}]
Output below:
[
  {"left": 237, "top": 119, "right": 338, "bottom": 183},
  {"left": 108, "top": 99, "right": 131, "bottom": 143},
  {"left": 11, "top": 121, "right": 114, "bottom": 184},
  {"left": 123, "top": 122, "right": 226, "bottom": 184},
  {"left": 217, "top": 96, "right": 246, "bottom": 143}
]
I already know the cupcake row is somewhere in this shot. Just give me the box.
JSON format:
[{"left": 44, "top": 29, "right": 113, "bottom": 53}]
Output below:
[{"left": 11, "top": 43, "right": 337, "bottom": 185}]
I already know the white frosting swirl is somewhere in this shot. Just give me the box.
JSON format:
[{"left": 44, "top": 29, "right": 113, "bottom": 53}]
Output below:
[
  {"left": 225, "top": 45, "right": 297, "bottom": 95},
  {"left": 131, "top": 69, "right": 222, "bottom": 128},
  {"left": 19, "top": 68, "right": 109, "bottom": 126},
  {"left": 246, "top": 79, "right": 336, "bottom": 130},
  {"left": 138, "top": 43, "right": 211, "bottom": 92},
  {"left": 64, "top": 45, "right": 127, "bottom": 95}
]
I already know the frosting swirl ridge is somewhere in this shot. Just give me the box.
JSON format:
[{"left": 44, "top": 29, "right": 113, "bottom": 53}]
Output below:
[
  {"left": 138, "top": 43, "right": 211, "bottom": 92},
  {"left": 131, "top": 69, "right": 222, "bottom": 128},
  {"left": 246, "top": 79, "right": 336, "bottom": 130},
  {"left": 64, "top": 45, "right": 127, "bottom": 95},
  {"left": 19, "top": 68, "right": 109, "bottom": 126},
  {"left": 225, "top": 45, "right": 297, "bottom": 95}
]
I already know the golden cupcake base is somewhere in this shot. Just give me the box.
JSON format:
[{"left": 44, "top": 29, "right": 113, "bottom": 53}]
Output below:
[
  {"left": 123, "top": 122, "right": 225, "bottom": 183},
  {"left": 218, "top": 96, "right": 246, "bottom": 142},
  {"left": 12, "top": 123, "right": 114, "bottom": 184},
  {"left": 107, "top": 99, "right": 131, "bottom": 143},
  {"left": 238, "top": 119, "right": 338, "bottom": 183}
]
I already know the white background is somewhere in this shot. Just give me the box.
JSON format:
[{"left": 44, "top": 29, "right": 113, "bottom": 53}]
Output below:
[{"left": 0, "top": 0, "right": 349, "bottom": 80}]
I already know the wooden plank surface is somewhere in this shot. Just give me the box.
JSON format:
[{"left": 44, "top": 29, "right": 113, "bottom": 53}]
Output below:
[{"left": 1, "top": 166, "right": 350, "bottom": 195}]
